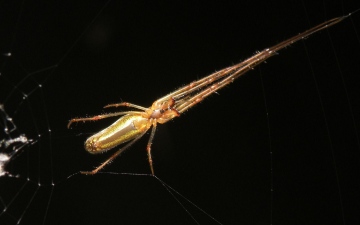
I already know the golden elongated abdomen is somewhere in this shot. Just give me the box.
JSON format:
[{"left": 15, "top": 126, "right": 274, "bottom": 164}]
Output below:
[{"left": 85, "top": 115, "right": 148, "bottom": 153}]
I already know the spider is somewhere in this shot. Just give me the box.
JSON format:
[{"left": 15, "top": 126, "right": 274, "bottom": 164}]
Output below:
[{"left": 68, "top": 15, "right": 345, "bottom": 175}]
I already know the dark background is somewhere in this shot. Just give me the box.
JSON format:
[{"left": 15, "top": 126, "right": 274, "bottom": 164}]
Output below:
[{"left": 1, "top": 1, "right": 360, "bottom": 224}]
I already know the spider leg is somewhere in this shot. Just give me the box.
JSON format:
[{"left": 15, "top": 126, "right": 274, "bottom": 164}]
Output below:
[
  {"left": 104, "top": 102, "right": 148, "bottom": 111},
  {"left": 67, "top": 111, "right": 144, "bottom": 128},
  {"left": 146, "top": 122, "right": 157, "bottom": 175}
]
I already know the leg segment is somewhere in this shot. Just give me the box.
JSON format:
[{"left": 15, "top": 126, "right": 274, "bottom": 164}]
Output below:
[
  {"left": 146, "top": 123, "right": 157, "bottom": 175},
  {"left": 104, "top": 102, "right": 148, "bottom": 111},
  {"left": 67, "top": 111, "right": 144, "bottom": 128}
]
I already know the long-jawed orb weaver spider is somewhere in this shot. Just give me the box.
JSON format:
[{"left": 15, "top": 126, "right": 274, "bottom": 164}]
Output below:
[{"left": 68, "top": 15, "right": 346, "bottom": 175}]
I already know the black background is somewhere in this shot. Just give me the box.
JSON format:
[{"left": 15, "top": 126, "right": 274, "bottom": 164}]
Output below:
[{"left": 1, "top": 1, "right": 360, "bottom": 225}]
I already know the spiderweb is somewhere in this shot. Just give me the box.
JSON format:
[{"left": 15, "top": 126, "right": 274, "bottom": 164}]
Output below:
[{"left": 1, "top": 1, "right": 360, "bottom": 225}]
